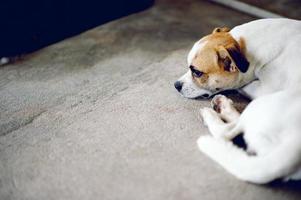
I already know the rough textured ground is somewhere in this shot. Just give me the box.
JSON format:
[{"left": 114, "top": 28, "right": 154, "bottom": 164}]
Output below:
[
  {"left": 1, "top": 0, "right": 301, "bottom": 199},
  {"left": 238, "top": 0, "right": 301, "bottom": 19}
]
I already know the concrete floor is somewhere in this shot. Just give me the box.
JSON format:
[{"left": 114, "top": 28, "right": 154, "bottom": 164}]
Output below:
[
  {"left": 1, "top": 0, "right": 301, "bottom": 199},
  {"left": 240, "top": 0, "right": 301, "bottom": 19}
]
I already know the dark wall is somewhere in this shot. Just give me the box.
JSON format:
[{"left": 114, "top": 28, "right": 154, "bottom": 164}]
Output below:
[{"left": 1, "top": 0, "right": 154, "bottom": 57}]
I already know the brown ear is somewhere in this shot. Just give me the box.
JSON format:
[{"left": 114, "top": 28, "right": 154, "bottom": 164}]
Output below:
[
  {"left": 217, "top": 45, "right": 249, "bottom": 73},
  {"left": 213, "top": 27, "right": 230, "bottom": 34}
]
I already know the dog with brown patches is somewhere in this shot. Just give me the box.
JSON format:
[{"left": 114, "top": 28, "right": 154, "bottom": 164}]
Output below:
[
  {"left": 175, "top": 18, "right": 301, "bottom": 184},
  {"left": 174, "top": 26, "right": 250, "bottom": 99}
]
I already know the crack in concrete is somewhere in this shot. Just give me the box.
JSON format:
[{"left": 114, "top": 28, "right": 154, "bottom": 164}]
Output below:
[{"left": 0, "top": 110, "right": 46, "bottom": 136}]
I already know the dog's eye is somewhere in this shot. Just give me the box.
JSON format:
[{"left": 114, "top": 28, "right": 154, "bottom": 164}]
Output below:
[
  {"left": 190, "top": 65, "right": 203, "bottom": 78},
  {"left": 192, "top": 70, "right": 203, "bottom": 78}
]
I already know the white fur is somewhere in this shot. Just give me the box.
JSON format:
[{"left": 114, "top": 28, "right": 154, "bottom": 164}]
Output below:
[
  {"left": 187, "top": 40, "right": 207, "bottom": 65},
  {"left": 195, "top": 19, "right": 301, "bottom": 184}
]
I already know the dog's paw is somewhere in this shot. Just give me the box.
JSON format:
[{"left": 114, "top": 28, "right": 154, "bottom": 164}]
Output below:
[
  {"left": 199, "top": 107, "right": 216, "bottom": 126},
  {"left": 197, "top": 135, "right": 216, "bottom": 155},
  {"left": 211, "top": 94, "right": 233, "bottom": 113}
]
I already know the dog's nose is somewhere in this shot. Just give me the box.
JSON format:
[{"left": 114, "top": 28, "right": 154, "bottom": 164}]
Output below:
[{"left": 174, "top": 81, "right": 183, "bottom": 92}]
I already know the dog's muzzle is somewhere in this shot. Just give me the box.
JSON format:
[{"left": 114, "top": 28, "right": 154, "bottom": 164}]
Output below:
[{"left": 174, "top": 80, "right": 211, "bottom": 99}]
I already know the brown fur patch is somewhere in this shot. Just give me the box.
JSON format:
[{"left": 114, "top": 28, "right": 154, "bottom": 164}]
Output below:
[{"left": 190, "top": 30, "right": 248, "bottom": 91}]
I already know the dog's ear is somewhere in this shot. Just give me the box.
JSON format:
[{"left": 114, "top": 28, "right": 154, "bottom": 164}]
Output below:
[
  {"left": 213, "top": 27, "right": 230, "bottom": 34},
  {"left": 216, "top": 44, "right": 249, "bottom": 73}
]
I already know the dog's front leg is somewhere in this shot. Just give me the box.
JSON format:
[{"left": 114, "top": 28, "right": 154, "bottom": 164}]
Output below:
[
  {"left": 211, "top": 95, "right": 240, "bottom": 123},
  {"left": 200, "top": 107, "right": 241, "bottom": 140}
]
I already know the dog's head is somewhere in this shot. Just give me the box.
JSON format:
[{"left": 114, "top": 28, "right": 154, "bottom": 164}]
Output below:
[{"left": 174, "top": 27, "right": 249, "bottom": 99}]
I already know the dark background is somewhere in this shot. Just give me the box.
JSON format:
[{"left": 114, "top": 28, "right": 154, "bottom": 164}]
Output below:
[{"left": 0, "top": 0, "right": 154, "bottom": 57}]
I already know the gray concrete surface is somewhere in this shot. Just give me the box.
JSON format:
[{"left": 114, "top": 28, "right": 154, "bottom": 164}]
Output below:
[
  {"left": 239, "top": 0, "right": 301, "bottom": 19},
  {"left": 1, "top": 0, "right": 301, "bottom": 199}
]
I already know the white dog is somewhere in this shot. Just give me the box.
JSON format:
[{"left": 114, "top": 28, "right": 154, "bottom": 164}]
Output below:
[{"left": 174, "top": 18, "right": 301, "bottom": 184}]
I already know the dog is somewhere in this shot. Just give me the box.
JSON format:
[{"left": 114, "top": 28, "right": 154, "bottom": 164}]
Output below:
[{"left": 174, "top": 18, "right": 301, "bottom": 184}]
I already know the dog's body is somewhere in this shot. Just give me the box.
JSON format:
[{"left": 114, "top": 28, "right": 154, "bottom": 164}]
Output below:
[
  {"left": 175, "top": 18, "right": 301, "bottom": 184},
  {"left": 232, "top": 19, "right": 301, "bottom": 99}
]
